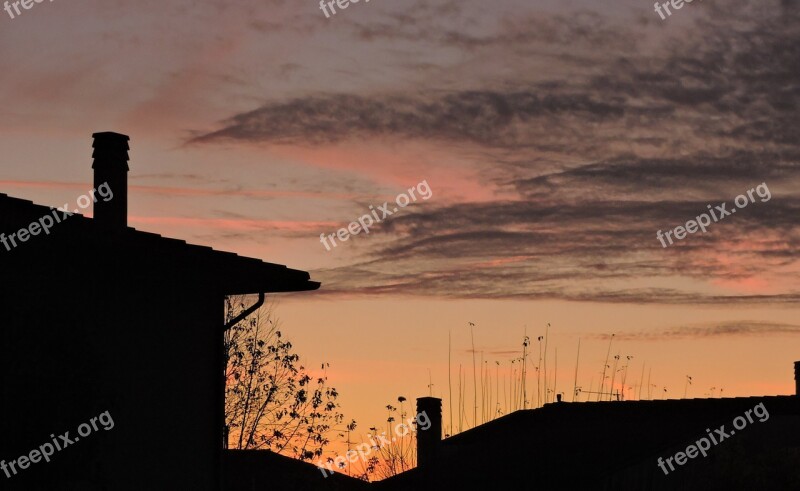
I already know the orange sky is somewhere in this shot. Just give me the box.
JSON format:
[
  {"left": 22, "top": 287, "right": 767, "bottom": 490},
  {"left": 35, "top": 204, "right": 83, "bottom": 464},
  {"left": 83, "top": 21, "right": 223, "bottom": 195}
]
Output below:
[{"left": 1, "top": 0, "right": 799, "bottom": 464}]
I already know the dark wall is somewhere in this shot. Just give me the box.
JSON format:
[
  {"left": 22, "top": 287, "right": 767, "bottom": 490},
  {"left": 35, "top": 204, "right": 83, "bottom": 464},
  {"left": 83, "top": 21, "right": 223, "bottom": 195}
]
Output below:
[{"left": 0, "top": 228, "right": 222, "bottom": 490}]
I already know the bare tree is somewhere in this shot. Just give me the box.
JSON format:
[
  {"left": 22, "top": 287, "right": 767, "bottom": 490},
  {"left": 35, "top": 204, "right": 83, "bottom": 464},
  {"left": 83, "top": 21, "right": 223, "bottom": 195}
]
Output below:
[
  {"left": 224, "top": 295, "right": 344, "bottom": 461},
  {"left": 373, "top": 399, "right": 417, "bottom": 479},
  {"left": 336, "top": 398, "right": 417, "bottom": 481}
]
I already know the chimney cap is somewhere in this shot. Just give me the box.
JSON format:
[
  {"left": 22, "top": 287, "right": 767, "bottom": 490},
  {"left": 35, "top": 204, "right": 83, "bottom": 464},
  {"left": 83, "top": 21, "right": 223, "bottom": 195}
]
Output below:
[
  {"left": 417, "top": 396, "right": 442, "bottom": 403},
  {"left": 92, "top": 131, "right": 130, "bottom": 143},
  {"left": 92, "top": 132, "right": 130, "bottom": 171}
]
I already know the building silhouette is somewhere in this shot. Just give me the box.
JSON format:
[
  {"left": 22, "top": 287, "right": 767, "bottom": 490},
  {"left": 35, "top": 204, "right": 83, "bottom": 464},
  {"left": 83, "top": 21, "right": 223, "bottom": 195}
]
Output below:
[
  {"left": 381, "top": 375, "right": 800, "bottom": 491},
  {"left": 0, "top": 132, "right": 319, "bottom": 490}
]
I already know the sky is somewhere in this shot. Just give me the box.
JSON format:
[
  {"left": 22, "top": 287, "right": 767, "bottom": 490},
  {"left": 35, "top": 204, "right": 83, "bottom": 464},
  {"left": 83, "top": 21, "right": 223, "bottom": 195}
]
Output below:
[{"left": 1, "top": 0, "right": 799, "bottom": 455}]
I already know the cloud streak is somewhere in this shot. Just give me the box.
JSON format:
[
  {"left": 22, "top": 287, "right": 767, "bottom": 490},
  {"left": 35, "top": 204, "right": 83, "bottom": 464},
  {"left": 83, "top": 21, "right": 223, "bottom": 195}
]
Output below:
[
  {"left": 586, "top": 321, "right": 800, "bottom": 340},
  {"left": 190, "top": 0, "right": 800, "bottom": 303}
]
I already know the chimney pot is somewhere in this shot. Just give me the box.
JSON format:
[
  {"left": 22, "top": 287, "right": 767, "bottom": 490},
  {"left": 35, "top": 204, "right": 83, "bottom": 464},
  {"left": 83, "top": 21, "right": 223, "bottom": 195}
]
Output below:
[
  {"left": 91, "top": 132, "right": 130, "bottom": 228},
  {"left": 416, "top": 397, "right": 442, "bottom": 468},
  {"left": 795, "top": 361, "right": 799, "bottom": 397}
]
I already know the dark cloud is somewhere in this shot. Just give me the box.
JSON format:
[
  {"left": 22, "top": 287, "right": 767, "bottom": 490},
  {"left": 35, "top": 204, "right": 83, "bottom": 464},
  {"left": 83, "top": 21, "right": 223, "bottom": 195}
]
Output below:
[
  {"left": 189, "top": 90, "right": 626, "bottom": 148},
  {"left": 193, "top": 0, "right": 800, "bottom": 157},
  {"left": 513, "top": 150, "right": 800, "bottom": 200},
  {"left": 307, "top": 191, "right": 800, "bottom": 302},
  {"left": 194, "top": 0, "right": 800, "bottom": 303}
]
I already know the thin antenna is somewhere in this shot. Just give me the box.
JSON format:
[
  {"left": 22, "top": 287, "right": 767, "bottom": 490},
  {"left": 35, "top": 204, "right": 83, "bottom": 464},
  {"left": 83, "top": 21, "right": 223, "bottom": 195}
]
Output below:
[
  {"left": 599, "top": 334, "right": 614, "bottom": 401},
  {"left": 537, "top": 335, "right": 543, "bottom": 407},
  {"left": 638, "top": 362, "right": 645, "bottom": 401},
  {"left": 461, "top": 364, "right": 468, "bottom": 429},
  {"left": 458, "top": 364, "right": 463, "bottom": 433},
  {"left": 484, "top": 359, "right": 489, "bottom": 423},
  {"left": 609, "top": 353, "right": 620, "bottom": 402},
  {"left": 480, "top": 351, "right": 485, "bottom": 423},
  {"left": 522, "top": 329, "right": 530, "bottom": 409},
  {"left": 510, "top": 360, "right": 516, "bottom": 411},
  {"left": 543, "top": 323, "right": 550, "bottom": 404},
  {"left": 572, "top": 338, "right": 581, "bottom": 402},
  {"left": 469, "top": 322, "right": 477, "bottom": 429},
  {"left": 495, "top": 361, "right": 500, "bottom": 416},
  {"left": 502, "top": 360, "right": 507, "bottom": 415},
  {"left": 448, "top": 330, "right": 453, "bottom": 437},
  {"left": 553, "top": 347, "right": 558, "bottom": 404}
]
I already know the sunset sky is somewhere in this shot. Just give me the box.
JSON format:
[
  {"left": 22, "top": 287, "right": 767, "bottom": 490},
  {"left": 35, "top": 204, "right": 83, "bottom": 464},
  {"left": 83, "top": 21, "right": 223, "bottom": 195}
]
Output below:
[{"left": 1, "top": 0, "right": 799, "bottom": 448}]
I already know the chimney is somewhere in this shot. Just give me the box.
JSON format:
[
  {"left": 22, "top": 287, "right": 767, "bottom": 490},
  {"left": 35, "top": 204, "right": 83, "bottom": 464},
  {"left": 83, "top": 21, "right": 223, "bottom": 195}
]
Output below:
[
  {"left": 795, "top": 361, "right": 799, "bottom": 396},
  {"left": 416, "top": 397, "right": 442, "bottom": 468},
  {"left": 91, "top": 132, "right": 130, "bottom": 228}
]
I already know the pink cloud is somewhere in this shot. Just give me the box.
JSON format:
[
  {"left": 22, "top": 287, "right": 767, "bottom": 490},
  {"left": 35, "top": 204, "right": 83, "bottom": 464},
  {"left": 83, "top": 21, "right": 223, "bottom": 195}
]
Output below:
[
  {"left": 0, "top": 180, "right": 356, "bottom": 200},
  {"left": 129, "top": 215, "right": 336, "bottom": 232}
]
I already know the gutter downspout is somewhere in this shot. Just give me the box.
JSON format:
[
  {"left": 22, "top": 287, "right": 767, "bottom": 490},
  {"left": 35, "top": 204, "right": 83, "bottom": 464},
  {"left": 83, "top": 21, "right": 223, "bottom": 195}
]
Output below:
[{"left": 223, "top": 292, "right": 265, "bottom": 332}]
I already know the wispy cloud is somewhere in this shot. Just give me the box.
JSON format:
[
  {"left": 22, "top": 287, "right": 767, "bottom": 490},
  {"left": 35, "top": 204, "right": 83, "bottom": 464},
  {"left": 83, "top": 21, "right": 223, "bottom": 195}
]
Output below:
[
  {"left": 586, "top": 321, "right": 800, "bottom": 340},
  {"left": 186, "top": 0, "right": 800, "bottom": 302},
  {"left": 129, "top": 215, "right": 336, "bottom": 232}
]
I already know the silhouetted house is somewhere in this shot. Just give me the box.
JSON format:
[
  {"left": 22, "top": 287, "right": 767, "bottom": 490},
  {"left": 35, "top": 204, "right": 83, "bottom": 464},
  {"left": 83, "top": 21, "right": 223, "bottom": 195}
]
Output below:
[
  {"left": 379, "top": 365, "right": 800, "bottom": 491},
  {"left": 223, "top": 450, "right": 370, "bottom": 491},
  {"left": 0, "top": 133, "right": 320, "bottom": 490}
]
